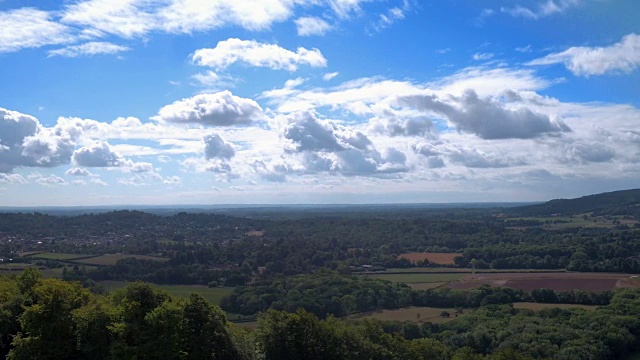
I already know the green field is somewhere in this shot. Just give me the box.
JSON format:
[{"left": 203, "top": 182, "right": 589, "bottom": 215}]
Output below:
[
  {"left": 368, "top": 273, "right": 466, "bottom": 283},
  {"left": 71, "top": 254, "right": 169, "bottom": 266},
  {"left": 98, "top": 280, "right": 233, "bottom": 305},
  {"left": 513, "top": 302, "right": 598, "bottom": 311},
  {"left": 385, "top": 267, "right": 472, "bottom": 273},
  {"left": 407, "top": 282, "right": 448, "bottom": 290},
  {"left": 350, "top": 306, "right": 462, "bottom": 323},
  {"left": 32, "top": 252, "right": 94, "bottom": 260}
]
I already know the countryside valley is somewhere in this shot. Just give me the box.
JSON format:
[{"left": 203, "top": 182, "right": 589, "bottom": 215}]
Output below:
[{"left": 2, "top": 189, "right": 640, "bottom": 359}]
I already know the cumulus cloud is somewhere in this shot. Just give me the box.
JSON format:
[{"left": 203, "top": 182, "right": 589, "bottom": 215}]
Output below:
[
  {"left": 163, "top": 176, "right": 181, "bottom": 186},
  {"left": 0, "top": 173, "right": 27, "bottom": 184},
  {"left": 367, "top": 109, "right": 434, "bottom": 137},
  {"left": 284, "top": 112, "right": 372, "bottom": 152},
  {"left": 295, "top": 16, "right": 332, "bottom": 36},
  {"left": 29, "top": 173, "right": 68, "bottom": 186},
  {"left": 528, "top": 33, "right": 640, "bottom": 76},
  {"left": 203, "top": 133, "right": 235, "bottom": 160},
  {"left": 561, "top": 142, "right": 616, "bottom": 163},
  {"left": 154, "top": 91, "right": 264, "bottom": 126},
  {"left": 0, "top": 8, "right": 74, "bottom": 53},
  {"left": 447, "top": 146, "right": 525, "bottom": 168},
  {"left": 192, "top": 38, "right": 327, "bottom": 71},
  {"left": 65, "top": 167, "right": 93, "bottom": 177},
  {"left": 72, "top": 141, "right": 126, "bottom": 167},
  {"left": 282, "top": 112, "right": 409, "bottom": 176},
  {"left": 48, "top": 41, "right": 131, "bottom": 58},
  {"left": 401, "top": 90, "right": 570, "bottom": 139},
  {"left": 0, "top": 108, "right": 88, "bottom": 172}
]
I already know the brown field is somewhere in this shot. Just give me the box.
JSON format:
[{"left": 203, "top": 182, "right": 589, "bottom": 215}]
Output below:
[
  {"left": 398, "top": 252, "right": 463, "bottom": 265},
  {"left": 446, "top": 272, "right": 639, "bottom": 292},
  {"left": 246, "top": 230, "right": 265, "bottom": 236},
  {"left": 349, "top": 306, "right": 460, "bottom": 323},
  {"left": 512, "top": 302, "right": 598, "bottom": 311},
  {"left": 70, "top": 254, "right": 169, "bottom": 266}
]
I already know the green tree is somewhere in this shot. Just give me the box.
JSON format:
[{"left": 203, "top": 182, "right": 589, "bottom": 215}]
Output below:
[{"left": 8, "top": 278, "right": 90, "bottom": 360}]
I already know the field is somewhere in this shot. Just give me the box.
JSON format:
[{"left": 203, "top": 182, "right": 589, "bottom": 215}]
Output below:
[
  {"left": 369, "top": 273, "right": 465, "bottom": 284},
  {"left": 512, "top": 302, "right": 598, "bottom": 311},
  {"left": 506, "top": 215, "right": 639, "bottom": 230},
  {"left": 398, "top": 252, "right": 462, "bottom": 265},
  {"left": 98, "top": 280, "right": 233, "bottom": 305},
  {"left": 349, "top": 306, "right": 461, "bottom": 323},
  {"left": 31, "top": 252, "right": 94, "bottom": 260},
  {"left": 446, "top": 272, "right": 639, "bottom": 292},
  {"left": 71, "top": 254, "right": 169, "bottom": 266}
]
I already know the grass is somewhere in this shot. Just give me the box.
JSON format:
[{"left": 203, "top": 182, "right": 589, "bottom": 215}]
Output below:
[
  {"left": 407, "top": 282, "right": 448, "bottom": 290},
  {"left": 71, "top": 254, "right": 169, "bottom": 266},
  {"left": 368, "top": 273, "right": 466, "bottom": 283},
  {"left": 512, "top": 302, "right": 598, "bottom": 311},
  {"left": 349, "top": 306, "right": 462, "bottom": 323},
  {"left": 98, "top": 280, "right": 233, "bottom": 305}
]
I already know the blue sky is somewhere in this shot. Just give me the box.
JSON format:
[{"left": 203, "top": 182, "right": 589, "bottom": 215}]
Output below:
[{"left": 1, "top": 0, "right": 639, "bottom": 206}]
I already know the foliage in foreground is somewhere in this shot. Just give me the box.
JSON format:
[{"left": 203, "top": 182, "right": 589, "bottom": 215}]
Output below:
[{"left": 2, "top": 269, "right": 640, "bottom": 359}]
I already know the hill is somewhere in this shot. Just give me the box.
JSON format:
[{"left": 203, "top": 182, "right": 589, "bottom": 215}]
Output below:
[{"left": 508, "top": 188, "right": 640, "bottom": 217}]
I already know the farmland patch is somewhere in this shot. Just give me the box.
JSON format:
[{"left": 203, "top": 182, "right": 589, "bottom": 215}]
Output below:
[{"left": 398, "top": 252, "right": 462, "bottom": 265}]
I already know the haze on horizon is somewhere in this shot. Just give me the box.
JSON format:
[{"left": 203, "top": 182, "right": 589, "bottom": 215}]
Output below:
[{"left": 1, "top": 0, "right": 639, "bottom": 206}]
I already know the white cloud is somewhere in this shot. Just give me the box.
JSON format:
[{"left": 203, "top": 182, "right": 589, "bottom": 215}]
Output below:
[
  {"left": 0, "top": 173, "right": 27, "bottom": 184},
  {"left": 163, "top": 176, "right": 181, "bottom": 186},
  {"left": 61, "top": 0, "right": 158, "bottom": 39},
  {"left": 154, "top": 91, "right": 264, "bottom": 126},
  {"left": 0, "top": 8, "right": 74, "bottom": 52},
  {"left": 72, "top": 141, "right": 127, "bottom": 167},
  {"left": 65, "top": 167, "right": 93, "bottom": 176},
  {"left": 284, "top": 112, "right": 372, "bottom": 152},
  {"left": 401, "top": 90, "right": 570, "bottom": 140},
  {"left": 203, "top": 133, "right": 235, "bottom": 160},
  {"left": 328, "top": 0, "right": 372, "bottom": 18},
  {"left": 29, "top": 173, "right": 68, "bottom": 186},
  {"left": 191, "top": 71, "right": 236, "bottom": 89},
  {"left": 322, "top": 72, "right": 339, "bottom": 81},
  {"left": 472, "top": 52, "right": 494, "bottom": 61},
  {"left": 48, "top": 41, "right": 131, "bottom": 58},
  {"left": 501, "top": 0, "right": 580, "bottom": 20},
  {"left": 367, "top": 109, "right": 434, "bottom": 137},
  {"left": 192, "top": 38, "right": 327, "bottom": 71},
  {"left": 528, "top": 33, "right": 640, "bottom": 76},
  {"left": 295, "top": 16, "right": 332, "bottom": 36},
  {"left": 157, "top": 0, "right": 298, "bottom": 33},
  {"left": 0, "top": 108, "right": 87, "bottom": 172},
  {"left": 374, "top": 4, "right": 407, "bottom": 30}
]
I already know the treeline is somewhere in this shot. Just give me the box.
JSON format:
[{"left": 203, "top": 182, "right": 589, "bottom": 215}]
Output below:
[
  {"left": 221, "top": 272, "right": 414, "bottom": 317},
  {"left": 220, "top": 273, "right": 613, "bottom": 317},
  {"left": 5, "top": 211, "right": 640, "bottom": 281},
  {"left": 3, "top": 269, "right": 640, "bottom": 359}
]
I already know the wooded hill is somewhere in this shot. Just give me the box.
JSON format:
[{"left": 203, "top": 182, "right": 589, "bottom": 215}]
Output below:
[{"left": 507, "top": 188, "right": 640, "bottom": 217}]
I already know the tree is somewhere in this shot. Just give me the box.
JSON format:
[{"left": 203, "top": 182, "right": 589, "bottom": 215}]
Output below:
[{"left": 8, "top": 278, "right": 90, "bottom": 360}]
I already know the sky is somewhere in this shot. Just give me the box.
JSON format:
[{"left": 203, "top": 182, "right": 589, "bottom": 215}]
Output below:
[{"left": 0, "top": 0, "right": 639, "bottom": 206}]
